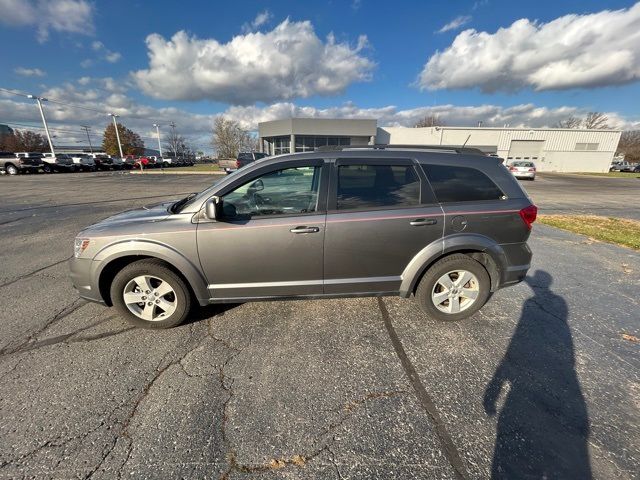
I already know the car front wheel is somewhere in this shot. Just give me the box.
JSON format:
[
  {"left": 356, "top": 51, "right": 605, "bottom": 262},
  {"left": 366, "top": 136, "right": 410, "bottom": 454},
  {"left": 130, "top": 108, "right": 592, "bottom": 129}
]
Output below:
[
  {"left": 5, "top": 164, "right": 18, "bottom": 175},
  {"left": 110, "top": 260, "right": 192, "bottom": 329},
  {"left": 415, "top": 253, "right": 491, "bottom": 321}
]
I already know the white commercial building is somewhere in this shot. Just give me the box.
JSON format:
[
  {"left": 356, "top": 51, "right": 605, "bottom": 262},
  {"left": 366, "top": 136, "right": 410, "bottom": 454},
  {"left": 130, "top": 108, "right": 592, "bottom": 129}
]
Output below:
[{"left": 258, "top": 119, "right": 621, "bottom": 173}]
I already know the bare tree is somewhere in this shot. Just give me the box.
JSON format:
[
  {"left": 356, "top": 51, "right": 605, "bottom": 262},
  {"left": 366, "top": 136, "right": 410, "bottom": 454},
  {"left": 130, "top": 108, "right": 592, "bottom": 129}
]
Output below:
[
  {"left": 583, "top": 112, "right": 610, "bottom": 130},
  {"left": 617, "top": 130, "right": 640, "bottom": 162},
  {"left": 212, "top": 116, "right": 255, "bottom": 159},
  {"left": 164, "top": 129, "right": 191, "bottom": 157},
  {"left": 414, "top": 114, "right": 444, "bottom": 128},
  {"left": 554, "top": 116, "right": 582, "bottom": 129}
]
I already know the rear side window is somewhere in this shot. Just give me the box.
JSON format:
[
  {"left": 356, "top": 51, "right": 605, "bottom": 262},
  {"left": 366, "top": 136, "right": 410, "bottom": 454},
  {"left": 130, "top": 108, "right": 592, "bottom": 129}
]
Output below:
[
  {"left": 337, "top": 164, "right": 420, "bottom": 210},
  {"left": 422, "top": 165, "right": 504, "bottom": 203}
]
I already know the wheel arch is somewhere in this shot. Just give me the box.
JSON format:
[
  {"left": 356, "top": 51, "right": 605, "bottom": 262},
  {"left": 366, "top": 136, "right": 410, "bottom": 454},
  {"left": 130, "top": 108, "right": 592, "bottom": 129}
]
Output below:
[
  {"left": 94, "top": 241, "right": 209, "bottom": 306},
  {"left": 399, "top": 234, "right": 507, "bottom": 297}
]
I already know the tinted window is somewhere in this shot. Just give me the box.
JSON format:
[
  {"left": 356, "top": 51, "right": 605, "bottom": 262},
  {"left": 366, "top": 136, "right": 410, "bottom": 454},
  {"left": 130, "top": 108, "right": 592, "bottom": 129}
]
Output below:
[
  {"left": 423, "top": 165, "right": 504, "bottom": 203},
  {"left": 222, "top": 166, "right": 320, "bottom": 219},
  {"left": 336, "top": 164, "right": 420, "bottom": 210}
]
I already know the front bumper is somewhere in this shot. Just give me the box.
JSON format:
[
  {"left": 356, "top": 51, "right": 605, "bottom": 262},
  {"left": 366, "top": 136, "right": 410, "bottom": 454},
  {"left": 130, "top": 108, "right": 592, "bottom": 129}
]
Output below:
[{"left": 69, "top": 256, "right": 104, "bottom": 304}]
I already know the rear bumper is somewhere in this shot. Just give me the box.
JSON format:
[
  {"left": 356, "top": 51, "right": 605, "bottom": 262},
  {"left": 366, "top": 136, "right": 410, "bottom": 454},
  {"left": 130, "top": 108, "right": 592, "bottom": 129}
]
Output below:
[
  {"left": 496, "top": 242, "right": 532, "bottom": 288},
  {"left": 513, "top": 172, "right": 535, "bottom": 179}
]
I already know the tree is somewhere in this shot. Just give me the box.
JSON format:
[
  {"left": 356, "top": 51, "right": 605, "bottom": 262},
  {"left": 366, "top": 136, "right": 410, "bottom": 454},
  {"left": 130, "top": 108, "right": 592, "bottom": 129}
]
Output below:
[
  {"left": 101, "top": 123, "right": 144, "bottom": 156},
  {"left": 414, "top": 114, "right": 444, "bottom": 128},
  {"left": 212, "top": 116, "right": 255, "bottom": 159},
  {"left": 0, "top": 129, "right": 48, "bottom": 152},
  {"left": 164, "top": 128, "right": 193, "bottom": 158},
  {"left": 554, "top": 116, "right": 582, "bottom": 129},
  {"left": 583, "top": 112, "right": 609, "bottom": 130},
  {"left": 617, "top": 130, "right": 640, "bottom": 162}
]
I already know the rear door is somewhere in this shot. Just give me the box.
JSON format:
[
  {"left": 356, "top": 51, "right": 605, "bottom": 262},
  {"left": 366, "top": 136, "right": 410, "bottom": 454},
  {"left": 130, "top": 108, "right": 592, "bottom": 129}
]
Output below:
[{"left": 323, "top": 158, "right": 444, "bottom": 294}]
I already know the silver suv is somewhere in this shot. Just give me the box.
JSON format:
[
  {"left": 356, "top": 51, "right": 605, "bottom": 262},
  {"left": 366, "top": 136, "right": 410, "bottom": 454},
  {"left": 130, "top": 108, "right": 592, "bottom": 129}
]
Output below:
[{"left": 70, "top": 146, "right": 537, "bottom": 328}]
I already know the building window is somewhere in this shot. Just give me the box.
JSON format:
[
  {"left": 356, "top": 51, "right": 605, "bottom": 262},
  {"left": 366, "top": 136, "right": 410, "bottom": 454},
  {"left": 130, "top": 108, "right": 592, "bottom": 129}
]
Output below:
[
  {"left": 270, "top": 136, "right": 290, "bottom": 155},
  {"left": 575, "top": 143, "right": 599, "bottom": 151},
  {"left": 295, "top": 136, "right": 350, "bottom": 152}
]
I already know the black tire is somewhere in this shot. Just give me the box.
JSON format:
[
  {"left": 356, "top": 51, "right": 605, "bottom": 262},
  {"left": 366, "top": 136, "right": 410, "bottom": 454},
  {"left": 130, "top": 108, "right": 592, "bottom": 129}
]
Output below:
[
  {"left": 42, "top": 163, "right": 53, "bottom": 173},
  {"left": 110, "top": 259, "right": 192, "bottom": 329},
  {"left": 415, "top": 253, "right": 491, "bottom": 322},
  {"left": 5, "top": 164, "right": 18, "bottom": 175}
]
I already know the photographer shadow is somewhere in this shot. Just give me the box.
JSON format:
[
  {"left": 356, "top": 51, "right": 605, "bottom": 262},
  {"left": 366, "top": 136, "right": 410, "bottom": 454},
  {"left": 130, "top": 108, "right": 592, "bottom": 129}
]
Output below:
[{"left": 483, "top": 270, "right": 592, "bottom": 479}]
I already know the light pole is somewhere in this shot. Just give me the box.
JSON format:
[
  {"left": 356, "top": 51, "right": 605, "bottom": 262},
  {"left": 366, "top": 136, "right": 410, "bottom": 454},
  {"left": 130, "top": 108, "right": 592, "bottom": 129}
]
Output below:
[
  {"left": 81, "top": 125, "right": 93, "bottom": 153},
  {"left": 28, "top": 95, "right": 55, "bottom": 156},
  {"left": 169, "top": 121, "right": 177, "bottom": 157},
  {"left": 153, "top": 123, "right": 163, "bottom": 158},
  {"left": 108, "top": 113, "right": 124, "bottom": 158}
]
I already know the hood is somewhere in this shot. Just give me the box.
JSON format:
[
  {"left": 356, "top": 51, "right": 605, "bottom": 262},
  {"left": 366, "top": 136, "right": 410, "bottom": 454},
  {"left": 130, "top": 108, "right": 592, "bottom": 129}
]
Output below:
[{"left": 82, "top": 202, "right": 173, "bottom": 235}]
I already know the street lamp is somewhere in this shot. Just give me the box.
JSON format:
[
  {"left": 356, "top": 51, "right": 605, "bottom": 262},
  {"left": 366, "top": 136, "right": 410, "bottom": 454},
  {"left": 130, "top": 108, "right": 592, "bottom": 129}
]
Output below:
[
  {"left": 153, "top": 123, "right": 163, "bottom": 158},
  {"left": 108, "top": 113, "right": 124, "bottom": 158},
  {"left": 27, "top": 95, "right": 55, "bottom": 156}
]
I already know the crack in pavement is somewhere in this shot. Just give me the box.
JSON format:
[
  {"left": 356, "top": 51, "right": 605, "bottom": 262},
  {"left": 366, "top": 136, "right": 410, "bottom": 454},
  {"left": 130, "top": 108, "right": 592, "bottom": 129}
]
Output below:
[
  {"left": 377, "top": 297, "right": 469, "bottom": 480},
  {"left": 0, "top": 299, "right": 86, "bottom": 356},
  {"left": 0, "top": 256, "right": 72, "bottom": 289}
]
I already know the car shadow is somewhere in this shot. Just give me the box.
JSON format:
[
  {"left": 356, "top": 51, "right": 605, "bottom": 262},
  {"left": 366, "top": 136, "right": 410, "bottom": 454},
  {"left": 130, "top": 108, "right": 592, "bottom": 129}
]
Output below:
[
  {"left": 483, "top": 270, "right": 592, "bottom": 479},
  {"left": 185, "top": 303, "right": 242, "bottom": 325}
]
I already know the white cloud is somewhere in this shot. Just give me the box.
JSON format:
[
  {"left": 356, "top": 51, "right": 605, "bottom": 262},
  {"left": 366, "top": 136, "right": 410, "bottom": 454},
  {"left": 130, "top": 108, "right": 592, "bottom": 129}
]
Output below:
[
  {"left": 437, "top": 15, "right": 472, "bottom": 33},
  {"left": 419, "top": 3, "right": 640, "bottom": 92},
  {"left": 80, "top": 59, "right": 93, "bottom": 68},
  {"left": 90, "top": 40, "right": 122, "bottom": 64},
  {"left": 14, "top": 67, "right": 46, "bottom": 77},
  {"left": 242, "top": 10, "right": 273, "bottom": 33},
  {"left": 105, "top": 52, "right": 122, "bottom": 63},
  {"left": 221, "top": 101, "right": 638, "bottom": 131},
  {"left": 0, "top": 0, "right": 95, "bottom": 42},
  {"left": 133, "top": 19, "right": 375, "bottom": 104}
]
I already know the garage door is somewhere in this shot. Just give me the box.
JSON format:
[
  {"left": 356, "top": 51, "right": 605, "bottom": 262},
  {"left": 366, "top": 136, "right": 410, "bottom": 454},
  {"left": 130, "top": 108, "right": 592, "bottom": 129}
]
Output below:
[{"left": 507, "top": 140, "right": 544, "bottom": 161}]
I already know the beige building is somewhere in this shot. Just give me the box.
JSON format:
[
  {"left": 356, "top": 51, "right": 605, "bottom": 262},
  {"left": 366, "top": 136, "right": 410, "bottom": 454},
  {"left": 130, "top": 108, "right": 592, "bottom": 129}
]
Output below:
[{"left": 258, "top": 118, "right": 621, "bottom": 173}]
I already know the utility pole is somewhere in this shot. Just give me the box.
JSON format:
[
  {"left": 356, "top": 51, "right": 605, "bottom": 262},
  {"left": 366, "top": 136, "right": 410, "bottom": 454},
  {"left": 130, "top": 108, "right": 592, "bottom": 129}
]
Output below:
[
  {"left": 28, "top": 95, "right": 55, "bottom": 156},
  {"left": 81, "top": 125, "right": 93, "bottom": 153},
  {"left": 108, "top": 113, "right": 124, "bottom": 158},
  {"left": 169, "top": 121, "right": 177, "bottom": 157},
  {"left": 153, "top": 123, "right": 163, "bottom": 157}
]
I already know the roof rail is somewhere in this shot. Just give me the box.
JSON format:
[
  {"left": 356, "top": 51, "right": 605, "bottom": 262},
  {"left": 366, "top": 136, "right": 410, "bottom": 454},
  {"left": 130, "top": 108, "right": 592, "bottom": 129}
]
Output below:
[{"left": 315, "top": 144, "right": 486, "bottom": 155}]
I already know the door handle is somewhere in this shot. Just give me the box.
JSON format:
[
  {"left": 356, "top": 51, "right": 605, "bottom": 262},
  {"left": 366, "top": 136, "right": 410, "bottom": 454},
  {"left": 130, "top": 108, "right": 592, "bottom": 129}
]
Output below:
[
  {"left": 290, "top": 226, "right": 320, "bottom": 234},
  {"left": 410, "top": 218, "right": 437, "bottom": 226}
]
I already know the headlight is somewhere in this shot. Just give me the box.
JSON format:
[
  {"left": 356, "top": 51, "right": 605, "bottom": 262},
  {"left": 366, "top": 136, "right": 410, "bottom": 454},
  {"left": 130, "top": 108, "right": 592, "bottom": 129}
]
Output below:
[{"left": 74, "top": 238, "right": 90, "bottom": 258}]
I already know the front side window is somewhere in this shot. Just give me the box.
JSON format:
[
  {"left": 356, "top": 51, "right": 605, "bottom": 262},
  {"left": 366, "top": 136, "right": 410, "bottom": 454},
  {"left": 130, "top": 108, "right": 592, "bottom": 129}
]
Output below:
[
  {"left": 222, "top": 166, "right": 321, "bottom": 219},
  {"left": 336, "top": 164, "right": 420, "bottom": 211},
  {"left": 423, "top": 165, "right": 504, "bottom": 203}
]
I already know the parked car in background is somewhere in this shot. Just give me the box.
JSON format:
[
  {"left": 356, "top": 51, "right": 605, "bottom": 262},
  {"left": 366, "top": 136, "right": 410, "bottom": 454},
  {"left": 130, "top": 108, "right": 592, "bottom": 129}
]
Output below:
[
  {"left": 122, "top": 156, "right": 136, "bottom": 169},
  {"left": 507, "top": 161, "right": 536, "bottom": 181},
  {"left": 70, "top": 146, "right": 537, "bottom": 329},
  {"left": 88, "top": 153, "right": 114, "bottom": 171},
  {"left": 110, "top": 156, "right": 125, "bottom": 170},
  {"left": 134, "top": 157, "right": 149, "bottom": 169},
  {"left": 71, "top": 154, "right": 96, "bottom": 172},
  {"left": 633, "top": 164, "right": 640, "bottom": 173},
  {"left": 218, "top": 152, "right": 269, "bottom": 174},
  {"left": 610, "top": 161, "right": 635, "bottom": 172},
  {"left": 41, "top": 153, "right": 75, "bottom": 173},
  {"left": 161, "top": 157, "right": 176, "bottom": 167},
  {"left": 1, "top": 151, "right": 43, "bottom": 175}
]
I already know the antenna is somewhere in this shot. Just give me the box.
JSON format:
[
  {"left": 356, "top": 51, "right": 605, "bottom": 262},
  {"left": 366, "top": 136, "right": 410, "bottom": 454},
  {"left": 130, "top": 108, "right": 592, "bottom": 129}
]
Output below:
[{"left": 461, "top": 134, "right": 471, "bottom": 149}]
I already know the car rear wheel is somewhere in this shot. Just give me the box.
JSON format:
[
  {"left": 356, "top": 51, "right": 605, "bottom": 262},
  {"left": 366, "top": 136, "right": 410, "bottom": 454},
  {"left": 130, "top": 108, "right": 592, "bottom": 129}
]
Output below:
[
  {"left": 415, "top": 254, "right": 490, "bottom": 321},
  {"left": 42, "top": 164, "right": 53, "bottom": 173},
  {"left": 110, "top": 260, "right": 192, "bottom": 329}
]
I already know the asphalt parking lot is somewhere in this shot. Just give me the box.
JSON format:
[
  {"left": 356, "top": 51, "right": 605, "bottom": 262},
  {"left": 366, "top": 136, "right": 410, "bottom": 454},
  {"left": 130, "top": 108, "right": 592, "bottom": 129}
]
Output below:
[{"left": 0, "top": 172, "right": 638, "bottom": 479}]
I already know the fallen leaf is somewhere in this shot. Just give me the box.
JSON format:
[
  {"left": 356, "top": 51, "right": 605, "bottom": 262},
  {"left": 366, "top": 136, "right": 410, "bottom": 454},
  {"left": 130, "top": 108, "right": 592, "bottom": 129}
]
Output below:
[{"left": 622, "top": 333, "right": 639, "bottom": 343}]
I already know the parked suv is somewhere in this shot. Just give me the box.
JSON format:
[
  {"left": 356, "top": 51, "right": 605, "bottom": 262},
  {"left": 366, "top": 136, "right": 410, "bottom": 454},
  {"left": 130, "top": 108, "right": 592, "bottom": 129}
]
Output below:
[
  {"left": 1, "top": 151, "right": 43, "bottom": 174},
  {"left": 70, "top": 146, "right": 536, "bottom": 329},
  {"left": 219, "top": 151, "right": 269, "bottom": 174},
  {"left": 42, "top": 153, "right": 76, "bottom": 173}
]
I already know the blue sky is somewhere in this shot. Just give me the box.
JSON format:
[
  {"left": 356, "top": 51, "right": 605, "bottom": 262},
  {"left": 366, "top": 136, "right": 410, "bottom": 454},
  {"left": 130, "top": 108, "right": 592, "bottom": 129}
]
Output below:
[{"left": 0, "top": 0, "right": 638, "bottom": 151}]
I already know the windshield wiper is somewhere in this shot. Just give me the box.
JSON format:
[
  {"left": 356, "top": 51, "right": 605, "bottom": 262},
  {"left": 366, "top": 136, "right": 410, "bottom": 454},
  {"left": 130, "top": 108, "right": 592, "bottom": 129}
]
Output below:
[{"left": 171, "top": 193, "right": 197, "bottom": 213}]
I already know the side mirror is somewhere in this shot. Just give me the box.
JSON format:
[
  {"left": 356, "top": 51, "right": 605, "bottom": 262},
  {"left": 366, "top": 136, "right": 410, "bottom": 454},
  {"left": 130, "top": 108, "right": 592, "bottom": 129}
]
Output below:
[
  {"left": 247, "top": 179, "right": 264, "bottom": 193},
  {"left": 204, "top": 196, "right": 222, "bottom": 220}
]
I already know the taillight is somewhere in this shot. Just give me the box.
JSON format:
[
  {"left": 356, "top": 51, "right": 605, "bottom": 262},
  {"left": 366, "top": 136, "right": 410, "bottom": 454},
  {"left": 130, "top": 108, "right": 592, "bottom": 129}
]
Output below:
[
  {"left": 235, "top": 160, "right": 241, "bottom": 168},
  {"left": 509, "top": 166, "right": 516, "bottom": 171},
  {"left": 529, "top": 168, "right": 536, "bottom": 172},
  {"left": 519, "top": 205, "right": 538, "bottom": 230}
]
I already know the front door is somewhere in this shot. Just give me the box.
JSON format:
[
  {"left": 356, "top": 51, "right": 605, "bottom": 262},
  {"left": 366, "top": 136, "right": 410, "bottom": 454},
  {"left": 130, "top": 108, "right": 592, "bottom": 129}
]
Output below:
[
  {"left": 324, "top": 158, "right": 444, "bottom": 294},
  {"left": 197, "top": 161, "right": 327, "bottom": 299}
]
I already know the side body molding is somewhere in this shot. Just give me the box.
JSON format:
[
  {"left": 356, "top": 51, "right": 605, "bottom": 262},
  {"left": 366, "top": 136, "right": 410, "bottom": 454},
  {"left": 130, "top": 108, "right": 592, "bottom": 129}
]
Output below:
[
  {"left": 92, "top": 239, "right": 210, "bottom": 305},
  {"left": 399, "top": 233, "right": 507, "bottom": 297}
]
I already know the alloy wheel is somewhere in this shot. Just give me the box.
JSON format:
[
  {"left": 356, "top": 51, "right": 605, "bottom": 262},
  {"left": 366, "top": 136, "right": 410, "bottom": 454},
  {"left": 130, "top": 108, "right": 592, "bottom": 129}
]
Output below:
[
  {"left": 123, "top": 275, "right": 177, "bottom": 321},
  {"left": 431, "top": 269, "right": 480, "bottom": 314}
]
